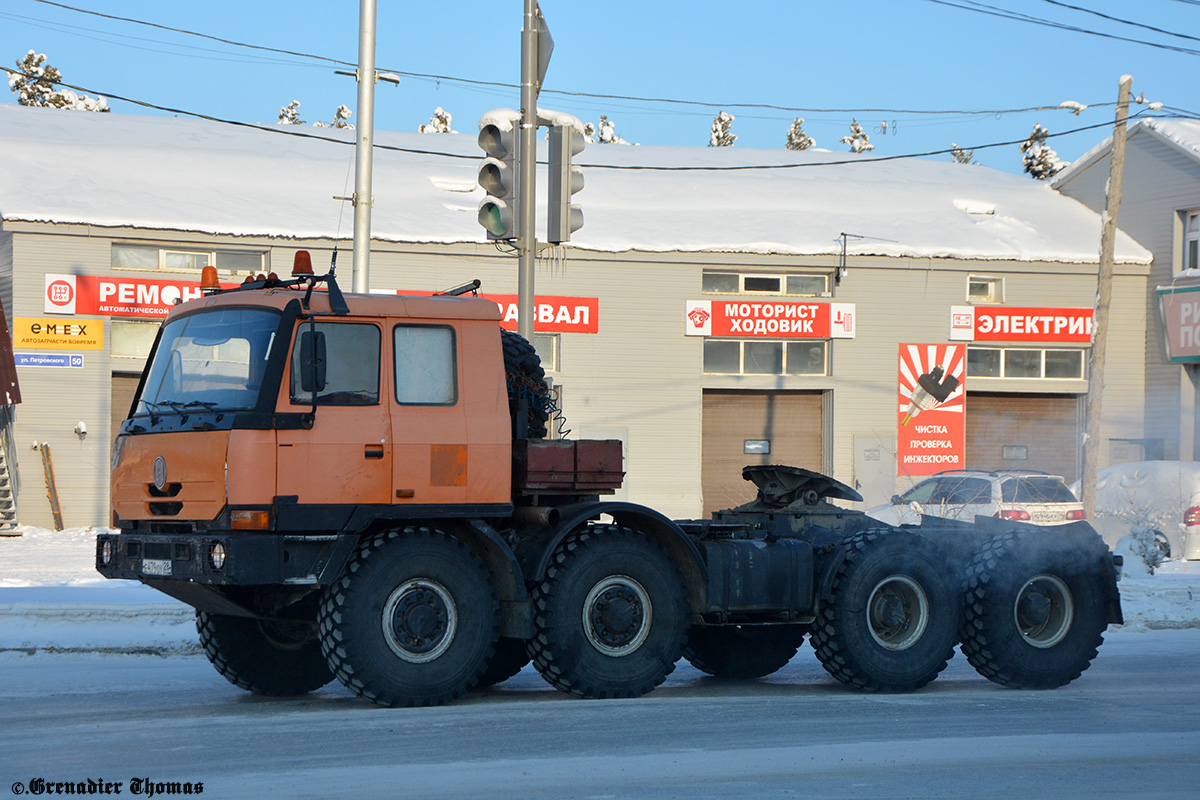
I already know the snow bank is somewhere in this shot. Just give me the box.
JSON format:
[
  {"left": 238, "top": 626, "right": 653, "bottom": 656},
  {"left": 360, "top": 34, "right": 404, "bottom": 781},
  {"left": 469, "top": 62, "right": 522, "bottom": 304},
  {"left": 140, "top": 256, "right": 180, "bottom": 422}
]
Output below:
[
  {"left": 1117, "top": 559, "right": 1200, "bottom": 632},
  {"left": 0, "top": 526, "right": 197, "bottom": 654},
  {"left": 1070, "top": 461, "right": 1200, "bottom": 558}
]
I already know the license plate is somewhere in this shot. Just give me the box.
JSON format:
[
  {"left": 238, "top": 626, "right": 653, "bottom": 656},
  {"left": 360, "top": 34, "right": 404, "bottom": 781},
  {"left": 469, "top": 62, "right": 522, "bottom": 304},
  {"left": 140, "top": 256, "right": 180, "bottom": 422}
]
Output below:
[
  {"left": 1032, "top": 512, "right": 1063, "bottom": 522},
  {"left": 142, "top": 558, "right": 172, "bottom": 576}
]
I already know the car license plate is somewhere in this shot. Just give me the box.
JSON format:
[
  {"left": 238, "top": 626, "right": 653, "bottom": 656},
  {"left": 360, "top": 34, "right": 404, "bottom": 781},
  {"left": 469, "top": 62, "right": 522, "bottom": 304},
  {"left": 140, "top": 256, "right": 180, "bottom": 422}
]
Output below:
[
  {"left": 1032, "top": 512, "right": 1062, "bottom": 522},
  {"left": 142, "top": 558, "right": 172, "bottom": 576}
]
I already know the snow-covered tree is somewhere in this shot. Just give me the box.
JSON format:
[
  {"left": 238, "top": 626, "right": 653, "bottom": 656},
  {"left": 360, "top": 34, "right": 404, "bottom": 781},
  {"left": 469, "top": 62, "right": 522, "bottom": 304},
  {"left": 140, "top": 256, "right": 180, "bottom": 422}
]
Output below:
[
  {"left": 785, "top": 118, "right": 815, "bottom": 151},
  {"left": 839, "top": 118, "right": 874, "bottom": 153},
  {"left": 1019, "top": 124, "right": 1067, "bottom": 180},
  {"left": 418, "top": 107, "right": 455, "bottom": 134},
  {"left": 597, "top": 114, "right": 634, "bottom": 145},
  {"left": 8, "top": 50, "right": 108, "bottom": 111},
  {"left": 314, "top": 105, "right": 354, "bottom": 129},
  {"left": 278, "top": 100, "right": 304, "bottom": 125},
  {"left": 950, "top": 143, "right": 975, "bottom": 165},
  {"left": 709, "top": 111, "right": 736, "bottom": 147}
]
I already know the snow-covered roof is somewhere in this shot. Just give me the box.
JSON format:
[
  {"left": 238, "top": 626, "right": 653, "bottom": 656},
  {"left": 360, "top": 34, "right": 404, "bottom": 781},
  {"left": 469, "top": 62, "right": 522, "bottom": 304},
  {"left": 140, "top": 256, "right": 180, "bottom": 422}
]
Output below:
[
  {"left": 1053, "top": 118, "right": 1200, "bottom": 187},
  {"left": 0, "top": 104, "right": 1150, "bottom": 264}
]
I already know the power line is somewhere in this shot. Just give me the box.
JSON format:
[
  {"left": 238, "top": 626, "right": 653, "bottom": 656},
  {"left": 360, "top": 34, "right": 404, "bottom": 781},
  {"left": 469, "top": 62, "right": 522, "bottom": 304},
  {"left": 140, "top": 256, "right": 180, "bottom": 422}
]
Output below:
[
  {"left": 24, "top": 0, "right": 1111, "bottom": 120},
  {"left": 1036, "top": 0, "right": 1200, "bottom": 45},
  {"left": 579, "top": 115, "right": 1163, "bottom": 171},
  {"left": 0, "top": 10, "right": 319, "bottom": 67},
  {"left": 922, "top": 0, "right": 1200, "bottom": 56},
  {"left": 31, "top": 0, "right": 351, "bottom": 67},
  {"left": 1, "top": 65, "right": 1177, "bottom": 174}
]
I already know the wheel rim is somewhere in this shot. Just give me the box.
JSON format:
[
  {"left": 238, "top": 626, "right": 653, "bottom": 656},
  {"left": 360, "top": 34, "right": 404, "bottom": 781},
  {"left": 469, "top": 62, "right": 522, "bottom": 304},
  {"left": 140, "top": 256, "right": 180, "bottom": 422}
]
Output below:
[
  {"left": 1014, "top": 574, "right": 1073, "bottom": 649},
  {"left": 382, "top": 578, "right": 458, "bottom": 663},
  {"left": 866, "top": 575, "right": 929, "bottom": 651},
  {"left": 582, "top": 575, "right": 652, "bottom": 657}
]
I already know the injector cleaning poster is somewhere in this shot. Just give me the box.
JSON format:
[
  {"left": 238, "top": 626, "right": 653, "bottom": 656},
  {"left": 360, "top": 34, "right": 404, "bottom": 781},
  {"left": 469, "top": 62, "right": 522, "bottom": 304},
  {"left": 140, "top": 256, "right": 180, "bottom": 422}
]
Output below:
[{"left": 898, "top": 343, "right": 966, "bottom": 476}]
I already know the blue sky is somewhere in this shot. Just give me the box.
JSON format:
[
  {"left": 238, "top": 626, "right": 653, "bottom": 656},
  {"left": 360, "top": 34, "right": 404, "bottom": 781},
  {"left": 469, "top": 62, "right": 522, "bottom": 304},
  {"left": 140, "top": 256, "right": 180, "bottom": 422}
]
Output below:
[{"left": 1, "top": 0, "right": 1197, "bottom": 174}]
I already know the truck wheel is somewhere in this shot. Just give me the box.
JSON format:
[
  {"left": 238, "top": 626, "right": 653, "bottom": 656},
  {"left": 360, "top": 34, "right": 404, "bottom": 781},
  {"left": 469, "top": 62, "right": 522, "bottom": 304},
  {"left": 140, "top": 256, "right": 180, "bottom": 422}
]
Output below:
[
  {"left": 318, "top": 528, "right": 499, "bottom": 707},
  {"left": 961, "top": 531, "right": 1108, "bottom": 689},
  {"left": 196, "top": 611, "right": 333, "bottom": 696},
  {"left": 474, "top": 637, "right": 531, "bottom": 689},
  {"left": 501, "top": 330, "right": 550, "bottom": 438},
  {"left": 684, "top": 625, "right": 806, "bottom": 679},
  {"left": 529, "top": 526, "right": 689, "bottom": 699},
  {"left": 811, "top": 529, "right": 959, "bottom": 692}
]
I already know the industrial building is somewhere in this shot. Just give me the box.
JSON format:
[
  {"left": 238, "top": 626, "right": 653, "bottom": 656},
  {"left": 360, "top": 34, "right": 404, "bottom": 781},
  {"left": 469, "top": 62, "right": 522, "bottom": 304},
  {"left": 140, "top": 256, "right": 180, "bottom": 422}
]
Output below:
[{"left": 0, "top": 104, "right": 1153, "bottom": 527}]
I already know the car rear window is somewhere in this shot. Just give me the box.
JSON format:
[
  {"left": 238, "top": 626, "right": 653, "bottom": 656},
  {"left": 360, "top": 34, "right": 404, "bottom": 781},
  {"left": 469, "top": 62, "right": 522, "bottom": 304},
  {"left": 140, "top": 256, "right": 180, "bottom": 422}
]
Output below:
[
  {"left": 1001, "top": 478, "right": 1076, "bottom": 503},
  {"left": 931, "top": 477, "right": 992, "bottom": 505}
]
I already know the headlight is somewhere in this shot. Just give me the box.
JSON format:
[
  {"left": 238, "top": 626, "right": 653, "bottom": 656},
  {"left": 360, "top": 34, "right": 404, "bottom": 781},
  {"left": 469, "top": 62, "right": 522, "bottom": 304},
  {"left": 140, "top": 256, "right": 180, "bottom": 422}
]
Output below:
[
  {"left": 210, "top": 543, "right": 226, "bottom": 570},
  {"left": 100, "top": 539, "right": 114, "bottom": 566}
]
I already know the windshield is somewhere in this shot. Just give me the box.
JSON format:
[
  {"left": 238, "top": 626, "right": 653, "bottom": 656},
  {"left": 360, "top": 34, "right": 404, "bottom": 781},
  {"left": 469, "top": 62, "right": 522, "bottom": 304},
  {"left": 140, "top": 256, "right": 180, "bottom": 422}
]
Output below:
[{"left": 136, "top": 308, "right": 280, "bottom": 416}]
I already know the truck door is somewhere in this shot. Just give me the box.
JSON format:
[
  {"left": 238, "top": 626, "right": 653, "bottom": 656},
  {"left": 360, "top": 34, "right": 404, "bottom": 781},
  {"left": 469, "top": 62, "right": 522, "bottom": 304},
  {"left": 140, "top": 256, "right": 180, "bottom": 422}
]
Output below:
[
  {"left": 277, "top": 320, "right": 392, "bottom": 506},
  {"left": 388, "top": 323, "right": 470, "bottom": 505}
]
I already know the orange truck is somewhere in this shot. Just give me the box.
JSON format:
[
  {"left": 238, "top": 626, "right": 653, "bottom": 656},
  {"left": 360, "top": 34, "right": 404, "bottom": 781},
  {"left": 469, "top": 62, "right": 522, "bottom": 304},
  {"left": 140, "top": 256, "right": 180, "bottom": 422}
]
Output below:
[{"left": 97, "top": 253, "right": 1123, "bottom": 707}]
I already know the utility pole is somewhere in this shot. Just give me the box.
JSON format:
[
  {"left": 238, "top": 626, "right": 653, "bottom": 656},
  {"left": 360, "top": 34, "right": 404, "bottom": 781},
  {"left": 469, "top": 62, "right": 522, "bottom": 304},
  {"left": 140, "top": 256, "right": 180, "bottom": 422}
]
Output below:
[
  {"left": 1081, "top": 75, "right": 1133, "bottom": 520},
  {"left": 351, "top": 0, "right": 377, "bottom": 294},
  {"left": 517, "top": 0, "right": 540, "bottom": 341}
]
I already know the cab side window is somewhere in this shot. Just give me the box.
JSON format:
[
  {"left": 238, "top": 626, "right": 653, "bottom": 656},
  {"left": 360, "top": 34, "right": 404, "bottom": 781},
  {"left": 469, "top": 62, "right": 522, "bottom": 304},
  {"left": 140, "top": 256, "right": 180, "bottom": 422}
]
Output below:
[
  {"left": 394, "top": 325, "right": 457, "bottom": 405},
  {"left": 290, "top": 322, "right": 381, "bottom": 405}
]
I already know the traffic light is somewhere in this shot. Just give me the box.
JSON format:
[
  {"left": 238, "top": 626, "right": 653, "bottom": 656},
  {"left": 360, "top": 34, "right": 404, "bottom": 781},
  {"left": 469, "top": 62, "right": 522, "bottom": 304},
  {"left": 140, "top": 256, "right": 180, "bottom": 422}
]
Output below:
[
  {"left": 547, "top": 124, "right": 584, "bottom": 244},
  {"left": 477, "top": 118, "right": 521, "bottom": 240}
]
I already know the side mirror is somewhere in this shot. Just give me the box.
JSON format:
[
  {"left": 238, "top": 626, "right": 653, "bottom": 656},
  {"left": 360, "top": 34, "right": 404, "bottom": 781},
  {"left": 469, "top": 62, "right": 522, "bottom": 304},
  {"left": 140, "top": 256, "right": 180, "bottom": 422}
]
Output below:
[
  {"left": 890, "top": 494, "right": 903, "bottom": 505},
  {"left": 299, "top": 330, "right": 327, "bottom": 394}
]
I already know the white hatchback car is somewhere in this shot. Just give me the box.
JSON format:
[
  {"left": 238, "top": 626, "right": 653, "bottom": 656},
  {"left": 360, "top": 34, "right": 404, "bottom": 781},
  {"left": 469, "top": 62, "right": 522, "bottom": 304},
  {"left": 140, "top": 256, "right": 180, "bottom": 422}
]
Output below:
[
  {"left": 866, "top": 470, "right": 1086, "bottom": 527},
  {"left": 1071, "top": 461, "right": 1200, "bottom": 560}
]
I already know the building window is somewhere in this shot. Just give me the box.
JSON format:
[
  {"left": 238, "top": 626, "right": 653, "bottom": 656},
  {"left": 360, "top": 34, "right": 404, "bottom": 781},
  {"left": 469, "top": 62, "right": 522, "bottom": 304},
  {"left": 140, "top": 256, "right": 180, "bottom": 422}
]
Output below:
[
  {"left": 532, "top": 333, "right": 558, "bottom": 372},
  {"left": 703, "top": 339, "right": 827, "bottom": 375},
  {"left": 1186, "top": 212, "right": 1200, "bottom": 271},
  {"left": 967, "top": 347, "right": 1085, "bottom": 380},
  {"left": 110, "top": 320, "right": 160, "bottom": 359},
  {"left": 703, "top": 270, "right": 830, "bottom": 296},
  {"left": 967, "top": 275, "right": 1003, "bottom": 304},
  {"left": 112, "top": 244, "right": 265, "bottom": 274}
]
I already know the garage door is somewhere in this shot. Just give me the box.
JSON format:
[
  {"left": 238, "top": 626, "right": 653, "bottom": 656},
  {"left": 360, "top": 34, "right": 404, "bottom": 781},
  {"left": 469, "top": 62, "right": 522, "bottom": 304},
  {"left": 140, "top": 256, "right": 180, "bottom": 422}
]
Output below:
[
  {"left": 702, "top": 390, "right": 823, "bottom": 516},
  {"left": 965, "top": 392, "right": 1082, "bottom": 482}
]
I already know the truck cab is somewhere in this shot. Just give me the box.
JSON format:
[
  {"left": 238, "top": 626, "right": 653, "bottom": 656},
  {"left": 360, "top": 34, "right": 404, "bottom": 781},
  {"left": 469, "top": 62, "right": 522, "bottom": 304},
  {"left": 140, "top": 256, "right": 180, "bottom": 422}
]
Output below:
[{"left": 107, "top": 268, "right": 517, "bottom": 587}]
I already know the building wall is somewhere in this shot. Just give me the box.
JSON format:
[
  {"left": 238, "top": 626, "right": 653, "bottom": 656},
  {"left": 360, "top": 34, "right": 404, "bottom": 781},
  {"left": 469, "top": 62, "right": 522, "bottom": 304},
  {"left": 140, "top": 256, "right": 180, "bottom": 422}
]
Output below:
[
  {"left": 2, "top": 221, "right": 1150, "bottom": 527},
  {"left": 1056, "top": 133, "right": 1200, "bottom": 461},
  {"left": 0, "top": 231, "right": 13, "bottom": 321},
  {"left": 10, "top": 225, "right": 115, "bottom": 528}
]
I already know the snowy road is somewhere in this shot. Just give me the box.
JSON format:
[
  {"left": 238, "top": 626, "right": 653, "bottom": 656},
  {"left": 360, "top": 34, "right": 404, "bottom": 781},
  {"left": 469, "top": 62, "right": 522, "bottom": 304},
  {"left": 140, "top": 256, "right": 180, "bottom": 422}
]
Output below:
[{"left": 2, "top": 629, "right": 1198, "bottom": 799}]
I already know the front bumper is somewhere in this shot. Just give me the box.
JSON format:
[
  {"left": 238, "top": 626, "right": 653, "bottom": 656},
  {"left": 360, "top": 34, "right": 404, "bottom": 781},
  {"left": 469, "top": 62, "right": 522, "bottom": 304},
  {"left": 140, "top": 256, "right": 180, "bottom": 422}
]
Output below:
[{"left": 95, "top": 531, "right": 356, "bottom": 586}]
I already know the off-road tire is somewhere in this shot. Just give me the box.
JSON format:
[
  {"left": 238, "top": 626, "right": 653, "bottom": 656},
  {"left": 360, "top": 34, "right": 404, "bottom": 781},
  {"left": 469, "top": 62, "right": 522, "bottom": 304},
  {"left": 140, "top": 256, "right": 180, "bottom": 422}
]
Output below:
[
  {"left": 475, "top": 637, "right": 532, "bottom": 688},
  {"left": 501, "top": 329, "right": 550, "bottom": 438},
  {"left": 811, "top": 529, "right": 959, "bottom": 692},
  {"left": 196, "top": 610, "right": 333, "bottom": 696},
  {"left": 961, "top": 531, "right": 1108, "bottom": 689},
  {"left": 684, "top": 625, "right": 807, "bottom": 680},
  {"left": 529, "top": 526, "right": 689, "bottom": 699},
  {"left": 318, "top": 528, "right": 499, "bottom": 707}
]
